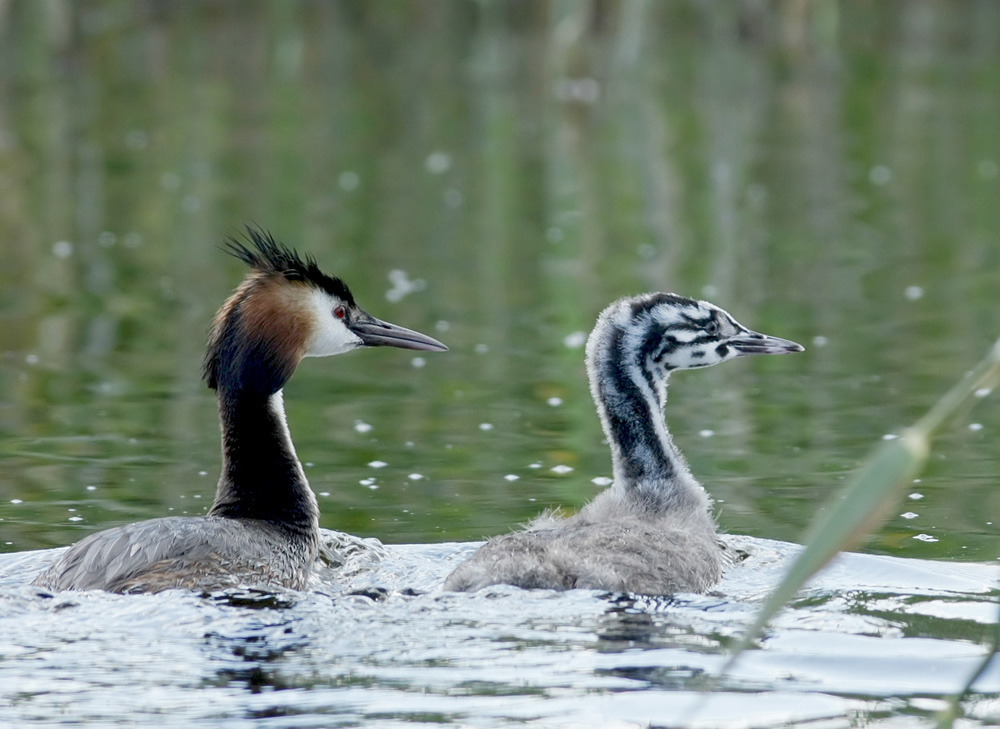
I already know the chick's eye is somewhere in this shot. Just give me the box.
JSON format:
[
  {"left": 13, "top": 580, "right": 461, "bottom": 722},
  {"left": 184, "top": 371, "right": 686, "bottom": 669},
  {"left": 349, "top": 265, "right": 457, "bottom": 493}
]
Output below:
[
  {"left": 704, "top": 320, "right": 719, "bottom": 336},
  {"left": 333, "top": 305, "right": 347, "bottom": 320}
]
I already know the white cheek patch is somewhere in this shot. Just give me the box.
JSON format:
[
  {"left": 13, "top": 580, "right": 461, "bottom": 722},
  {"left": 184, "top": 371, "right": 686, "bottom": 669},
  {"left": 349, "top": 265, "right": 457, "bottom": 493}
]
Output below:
[
  {"left": 303, "top": 289, "right": 362, "bottom": 357},
  {"left": 670, "top": 329, "right": 702, "bottom": 344},
  {"left": 651, "top": 307, "right": 687, "bottom": 329},
  {"left": 672, "top": 352, "right": 704, "bottom": 369}
]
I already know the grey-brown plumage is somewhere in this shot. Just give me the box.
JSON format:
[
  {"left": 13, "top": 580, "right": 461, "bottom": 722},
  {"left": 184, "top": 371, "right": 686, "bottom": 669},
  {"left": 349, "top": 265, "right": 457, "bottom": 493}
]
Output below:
[
  {"left": 33, "top": 227, "right": 446, "bottom": 594},
  {"left": 32, "top": 516, "right": 315, "bottom": 594},
  {"left": 444, "top": 293, "right": 802, "bottom": 595}
]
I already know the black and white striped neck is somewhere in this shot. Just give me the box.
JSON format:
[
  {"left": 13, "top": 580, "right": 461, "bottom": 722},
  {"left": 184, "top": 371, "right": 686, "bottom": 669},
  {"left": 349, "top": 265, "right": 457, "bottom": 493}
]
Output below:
[
  {"left": 584, "top": 292, "right": 803, "bottom": 515},
  {"left": 585, "top": 304, "right": 708, "bottom": 515}
]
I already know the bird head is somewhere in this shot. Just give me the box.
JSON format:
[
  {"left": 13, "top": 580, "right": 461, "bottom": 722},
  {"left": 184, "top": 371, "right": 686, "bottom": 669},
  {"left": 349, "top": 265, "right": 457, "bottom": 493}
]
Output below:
[
  {"left": 204, "top": 228, "right": 447, "bottom": 396},
  {"left": 588, "top": 292, "right": 803, "bottom": 392}
]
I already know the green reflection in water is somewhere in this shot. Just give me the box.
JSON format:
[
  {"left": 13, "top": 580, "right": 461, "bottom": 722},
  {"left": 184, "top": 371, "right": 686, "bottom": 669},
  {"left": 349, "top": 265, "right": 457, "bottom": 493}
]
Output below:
[{"left": 0, "top": 2, "right": 997, "bottom": 565}]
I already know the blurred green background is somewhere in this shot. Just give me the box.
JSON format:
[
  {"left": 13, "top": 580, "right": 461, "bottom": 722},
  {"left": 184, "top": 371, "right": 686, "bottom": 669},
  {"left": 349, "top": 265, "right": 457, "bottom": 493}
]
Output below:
[{"left": 0, "top": 0, "right": 997, "bottom": 561}]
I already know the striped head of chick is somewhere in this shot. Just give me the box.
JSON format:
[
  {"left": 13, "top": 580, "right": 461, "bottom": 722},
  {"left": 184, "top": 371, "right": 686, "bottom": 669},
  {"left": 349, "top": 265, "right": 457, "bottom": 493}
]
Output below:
[{"left": 587, "top": 292, "right": 803, "bottom": 394}]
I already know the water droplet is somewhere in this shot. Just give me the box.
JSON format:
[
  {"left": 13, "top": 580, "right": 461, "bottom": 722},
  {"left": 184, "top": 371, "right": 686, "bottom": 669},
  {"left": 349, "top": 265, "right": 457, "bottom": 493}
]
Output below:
[
  {"left": 504, "top": 474, "right": 519, "bottom": 482},
  {"left": 354, "top": 420, "right": 373, "bottom": 434},
  {"left": 52, "top": 241, "right": 73, "bottom": 259},
  {"left": 360, "top": 478, "right": 376, "bottom": 486},
  {"left": 425, "top": 151, "right": 451, "bottom": 175},
  {"left": 554, "top": 76, "right": 600, "bottom": 103},
  {"left": 812, "top": 335, "right": 828, "bottom": 347},
  {"left": 968, "top": 423, "right": 983, "bottom": 431},
  {"left": 591, "top": 476, "right": 613, "bottom": 486},
  {"left": 977, "top": 159, "right": 999, "bottom": 180},
  {"left": 869, "top": 165, "right": 892, "bottom": 186},
  {"left": 547, "top": 397, "right": 563, "bottom": 407},
  {"left": 125, "top": 130, "right": 148, "bottom": 149},
  {"left": 411, "top": 357, "right": 426, "bottom": 369},
  {"left": 198, "top": 470, "right": 208, "bottom": 476},
  {"left": 475, "top": 343, "right": 489, "bottom": 354},
  {"left": 368, "top": 460, "right": 388, "bottom": 469},
  {"left": 385, "top": 269, "right": 426, "bottom": 303},
  {"left": 479, "top": 423, "right": 493, "bottom": 431},
  {"left": 913, "top": 533, "right": 938, "bottom": 542},
  {"left": 408, "top": 473, "right": 424, "bottom": 480},
  {"left": 319, "top": 491, "right": 330, "bottom": 497},
  {"left": 10, "top": 499, "right": 22, "bottom": 504},
  {"left": 338, "top": 171, "right": 360, "bottom": 191},
  {"left": 551, "top": 465, "right": 574, "bottom": 474},
  {"left": 86, "top": 485, "right": 96, "bottom": 491},
  {"left": 882, "top": 433, "right": 898, "bottom": 440},
  {"left": 68, "top": 516, "right": 83, "bottom": 522},
  {"left": 563, "top": 331, "right": 586, "bottom": 349},
  {"left": 699, "top": 429, "right": 714, "bottom": 438},
  {"left": 909, "top": 492, "right": 924, "bottom": 500},
  {"left": 24, "top": 354, "right": 38, "bottom": 365},
  {"left": 528, "top": 463, "right": 542, "bottom": 469},
  {"left": 160, "top": 172, "right": 181, "bottom": 191},
  {"left": 904, "top": 285, "right": 924, "bottom": 301},
  {"left": 901, "top": 512, "right": 919, "bottom": 520},
  {"left": 974, "top": 388, "right": 992, "bottom": 398},
  {"left": 435, "top": 320, "right": 450, "bottom": 332}
]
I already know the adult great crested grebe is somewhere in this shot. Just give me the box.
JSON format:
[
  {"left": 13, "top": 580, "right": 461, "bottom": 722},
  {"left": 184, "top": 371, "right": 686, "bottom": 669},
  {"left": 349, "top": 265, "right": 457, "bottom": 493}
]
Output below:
[
  {"left": 33, "top": 228, "right": 446, "bottom": 594},
  {"left": 444, "top": 293, "right": 802, "bottom": 595}
]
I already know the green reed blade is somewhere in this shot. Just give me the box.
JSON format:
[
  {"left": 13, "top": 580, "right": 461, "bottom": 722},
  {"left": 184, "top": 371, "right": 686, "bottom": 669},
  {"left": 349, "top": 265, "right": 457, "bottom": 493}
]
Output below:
[
  {"left": 722, "top": 336, "right": 1000, "bottom": 669},
  {"left": 934, "top": 602, "right": 1000, "bottom": 729}
]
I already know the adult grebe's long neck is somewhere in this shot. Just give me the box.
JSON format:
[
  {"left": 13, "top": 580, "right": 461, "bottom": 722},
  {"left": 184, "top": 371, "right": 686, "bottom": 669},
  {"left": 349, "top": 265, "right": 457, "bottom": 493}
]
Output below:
[
  {"left": 588, "top": 325, "right": 708, "bottom": 515},
  {"left": 208, "top": 387, "right": 319, "bottom": 533}
]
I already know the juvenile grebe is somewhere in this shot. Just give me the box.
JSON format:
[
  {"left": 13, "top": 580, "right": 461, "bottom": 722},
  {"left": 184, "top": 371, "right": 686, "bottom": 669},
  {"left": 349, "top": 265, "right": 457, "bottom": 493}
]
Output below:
[
  {"left": 33, "top": 228, "right": 446, "bottom": 594},
  {"left": 444, "top": 293, "right": 802, "bottom": 595}
]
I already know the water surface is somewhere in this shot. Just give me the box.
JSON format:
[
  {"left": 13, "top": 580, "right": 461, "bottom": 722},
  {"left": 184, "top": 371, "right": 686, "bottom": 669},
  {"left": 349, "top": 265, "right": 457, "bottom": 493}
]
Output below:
[{"left": 0, "top": 3, "right": 998, "bottom": 727}]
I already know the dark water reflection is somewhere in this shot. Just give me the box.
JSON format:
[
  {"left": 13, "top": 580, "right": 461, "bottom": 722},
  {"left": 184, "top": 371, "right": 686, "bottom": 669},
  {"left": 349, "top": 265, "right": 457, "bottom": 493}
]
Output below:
[{"left": 0, "top": 3, "right": 998, "bottom": 725}]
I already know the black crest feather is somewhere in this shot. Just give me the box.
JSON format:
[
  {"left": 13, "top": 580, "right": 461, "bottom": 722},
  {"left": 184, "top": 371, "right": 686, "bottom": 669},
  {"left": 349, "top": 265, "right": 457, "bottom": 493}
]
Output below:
[
  {"left": 223, "top": 226, "right": 355, "bottom": 305},
  {"left": 204, "top": 226, "right": 355, "bottom": 392}
]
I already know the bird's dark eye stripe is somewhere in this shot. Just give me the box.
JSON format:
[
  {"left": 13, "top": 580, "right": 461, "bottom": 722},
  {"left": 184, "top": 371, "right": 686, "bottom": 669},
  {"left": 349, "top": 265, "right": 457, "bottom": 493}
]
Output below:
[
  {"left": 675, "top": 315, "right": 717, "bottom": 332},
  {"left": 675, "top": 316, "right": 704, "bottom": 331}
]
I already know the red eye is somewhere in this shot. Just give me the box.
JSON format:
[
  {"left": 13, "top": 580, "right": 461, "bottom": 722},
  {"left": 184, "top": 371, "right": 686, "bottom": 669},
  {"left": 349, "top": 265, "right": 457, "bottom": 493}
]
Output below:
[{"left": 334, "top": 306, "right": 347, "bottom": 320}]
